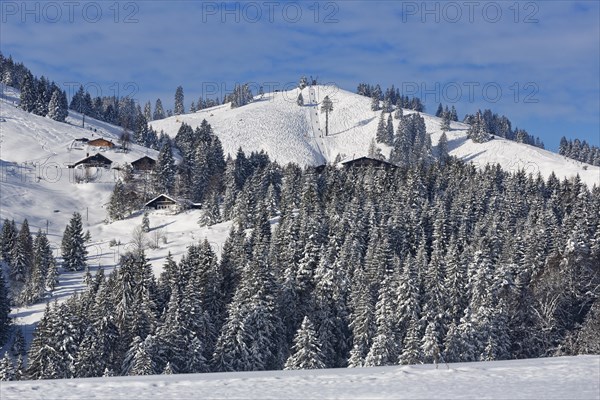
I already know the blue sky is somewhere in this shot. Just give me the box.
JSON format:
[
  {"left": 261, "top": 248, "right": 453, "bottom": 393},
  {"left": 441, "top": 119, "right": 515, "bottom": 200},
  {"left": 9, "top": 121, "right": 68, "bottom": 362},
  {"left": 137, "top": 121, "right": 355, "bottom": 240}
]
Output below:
[{"left": 1, "top": 0, "right": 598, "bottom": 150}]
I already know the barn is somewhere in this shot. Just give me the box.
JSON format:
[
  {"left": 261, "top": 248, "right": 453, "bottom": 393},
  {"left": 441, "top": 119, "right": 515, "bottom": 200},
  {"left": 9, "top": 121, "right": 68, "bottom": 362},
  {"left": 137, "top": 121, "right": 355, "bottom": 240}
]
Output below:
[
  {"left": 88, "top": 138, "right": 115, "bottom": 148},
  {"left": 131, "top": 156, "right": 156, "bottom": 172},
  {"left": 68, "top": 153, "right": 113, "bottom": 169}
]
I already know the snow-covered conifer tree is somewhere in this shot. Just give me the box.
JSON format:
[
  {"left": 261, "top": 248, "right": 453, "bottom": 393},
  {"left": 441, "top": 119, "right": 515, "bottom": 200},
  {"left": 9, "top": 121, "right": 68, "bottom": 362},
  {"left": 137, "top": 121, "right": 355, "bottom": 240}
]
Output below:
[
  {"left": 61, "top": 212, "right": 87, "bottom": 272},
  {"left": 284, "top": 316, "right": 325, "bottom": 370},
  {"left": 153, "top": 98, "right": 165, "bottom": 120},
  {"left": 174, "top": 86, "right": 185, "bottom": 115}
]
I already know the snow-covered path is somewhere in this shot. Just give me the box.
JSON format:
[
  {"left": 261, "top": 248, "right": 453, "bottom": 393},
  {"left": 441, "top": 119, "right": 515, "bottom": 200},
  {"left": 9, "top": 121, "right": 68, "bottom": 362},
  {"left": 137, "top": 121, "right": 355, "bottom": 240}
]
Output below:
[
  {"left": 305, "top": 85, "right": 326, "bottom": 163},
  {"left": 307, "top": 85, "right": 330, "bottom": 161},
  {"left": 1, "top": 356, "right": 598, "bottom": 400}
]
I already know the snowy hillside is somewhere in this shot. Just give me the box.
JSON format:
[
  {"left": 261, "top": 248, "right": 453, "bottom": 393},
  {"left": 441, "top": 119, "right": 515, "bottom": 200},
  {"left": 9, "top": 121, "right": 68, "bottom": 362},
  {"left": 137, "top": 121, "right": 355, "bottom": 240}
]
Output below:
[
  {"left": 1, "top": 85, "right": 233, "bottom": 342},
  {"left": 0, "top": 84, "right": 167, "bottom": 242},
  {"left": 1, "top": 356, "right": 598, "bottom": 400},
  {"left": 1, "top": 82, "right": 599, "bottom": 370},
  {"left": 151, "top": 85, "right": 600, "bottom": 187}
]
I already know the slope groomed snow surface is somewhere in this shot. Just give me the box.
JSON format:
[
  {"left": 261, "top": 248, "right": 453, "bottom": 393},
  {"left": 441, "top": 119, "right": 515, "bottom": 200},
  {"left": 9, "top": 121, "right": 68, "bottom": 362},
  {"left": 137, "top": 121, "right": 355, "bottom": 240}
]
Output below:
[{"left": 0, "top": 356, "right": 598, "bottom": 400}]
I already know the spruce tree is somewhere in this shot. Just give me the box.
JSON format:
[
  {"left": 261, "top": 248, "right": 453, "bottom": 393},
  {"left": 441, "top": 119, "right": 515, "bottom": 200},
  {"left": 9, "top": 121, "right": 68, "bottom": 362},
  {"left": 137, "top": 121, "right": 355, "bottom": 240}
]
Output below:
[
  {"left": 284, "top": 316, "right": 326, "bottom": 370},
  {"left": 1, "top": 219, "right": 17, "bottom": 264},
  {"left": 213, "top": 252, "right": 283, "bottom": 372},
  {"left": 364, "top": 270, "right": 398, "bottom": 367},
  {"left": 61, "top": 212, "right": 87, "bottom": 272},
  {"left": 47, "top": 88, "right": 68, "bottom": 122},
  {"left": 11, "top": 219, "right": 33, "bottom": 288},
  {"left": 0, "top": 272, "right": 10, "bottom": 346},
  {"left": 107, "top": 180, "right": 130, "bottom": 221},
  {"left": 347, "top": 266, "right": 375, "bottom": 368},
  {"left": 21, "top": 230, "right": 54, "bottom": 305},
  {"left": 143, "top": 101, "right": 152, "bottom": 121},
  {"left": 153, "top": 140, "right": 176, "bottom": 194},
  {"left": 19, "top": 71, "right": 36, "bottom": 113},
  {"left": 229, "top": 84, "right": 253, "bottom": 108},
  {"left": 370, "top": 86, "right": 382, "bottom": 111},
  {"left": 385, "top": 114, "right": 394, "bottom": 145},
  {"left": 375, "top": 112, "right": 386, "bottom": 144},
  {"left": 435, "top": 103, "right": 444, "bottom": 117},
  {"left": 153, "top": 98, "right": 165, "bottom": 120},
  {"left": 421, "top": 319, "right": 443, "bottom": 366},
  {"left": 174, "top": 86, "right": 185, "bottom": 115},
  {"left": 467, "top": 110, "right": 491, "bottom": 143},
  {"left": 450, "top": 105, "right": 458, "bottom": 121},
  {"left": 399, "top": 314, "right": 422, "bottom": 365},
  {"left": 321, "top": 96, "right": 333, "bottom": 136},
  {"left": 129, "top": 336, "right": 156, "bottom": 376},
  {"left": 438, "top": 132, "right": 449, "bottom": 164},
  {"left": 0, "top": 352, "right": 14, "bottom": 381},
  {"left": 394, "top": 106, "right": 403, "bottom": 120},
  {"left": 45, "top": 257, "right": 59, "bottom": 292},
  {"left": 441, "top": 113, "right": 451, "bottom": 132}
]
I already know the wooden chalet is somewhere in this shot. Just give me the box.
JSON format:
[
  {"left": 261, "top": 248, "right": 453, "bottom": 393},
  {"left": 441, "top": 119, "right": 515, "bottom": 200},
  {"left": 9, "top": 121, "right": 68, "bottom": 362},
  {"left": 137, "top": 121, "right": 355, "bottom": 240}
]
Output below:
[
  {"left": 341, "top": 156, "right": 396, "bottom": 170},
  {"left": 68, "top": 153, "right": 113, "bottom": 169},
  {"left": 131, "top": 156, "right": 156, "bottom": 172},
  {"left": 87, "top": 138, "right": 115, "bottom": 148},
  {"left": 145, "top": 194, "right": 202, "bottom": 212},
  {"left": 145, "top": 194, "right": 181, "bottom": 211}
]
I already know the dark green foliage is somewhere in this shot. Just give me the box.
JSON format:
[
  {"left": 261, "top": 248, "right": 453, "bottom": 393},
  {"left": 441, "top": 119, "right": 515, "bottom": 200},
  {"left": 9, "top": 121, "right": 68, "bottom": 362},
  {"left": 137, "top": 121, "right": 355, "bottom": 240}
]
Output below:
[
  {"left": 20, "top": 149, "right": 600, "bottom": 379},
  {"left": 321, "top": 96, "right": 334, "bottom": 136},
  {"left": 559, "top": 136, "right": 600, "bottom": 166},
  {"left": 0, "top": 272, "right": 10, "bottom": 346},
  {"left": 153, "top": 140, "right": 176, "bottom": 195},
  {"left": 61, "top": 212, "right": 87, "bottom": 272}
]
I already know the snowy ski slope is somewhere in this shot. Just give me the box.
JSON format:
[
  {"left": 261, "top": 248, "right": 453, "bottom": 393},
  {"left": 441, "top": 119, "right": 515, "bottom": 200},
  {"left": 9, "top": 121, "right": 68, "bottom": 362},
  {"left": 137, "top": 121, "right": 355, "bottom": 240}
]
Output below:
[
  {"left": 1, "top": 355, "right": 598, "bottom": 400},
  {"left": 152, "top": 85, "right": 600, "bottom": 187}
]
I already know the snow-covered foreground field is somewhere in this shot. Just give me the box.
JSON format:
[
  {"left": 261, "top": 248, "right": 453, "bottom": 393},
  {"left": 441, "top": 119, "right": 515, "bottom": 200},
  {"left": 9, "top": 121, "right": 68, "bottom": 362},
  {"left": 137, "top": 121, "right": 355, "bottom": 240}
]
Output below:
[{"left": 1, "top": 356, "right": 598, "bottom": 400}]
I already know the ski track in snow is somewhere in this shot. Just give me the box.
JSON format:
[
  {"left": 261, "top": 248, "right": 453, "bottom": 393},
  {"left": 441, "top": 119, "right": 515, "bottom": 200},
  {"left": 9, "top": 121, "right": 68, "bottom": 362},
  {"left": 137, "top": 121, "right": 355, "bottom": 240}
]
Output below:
[{"left": 1, "top": 356, "right": 598, "bottom": 400}]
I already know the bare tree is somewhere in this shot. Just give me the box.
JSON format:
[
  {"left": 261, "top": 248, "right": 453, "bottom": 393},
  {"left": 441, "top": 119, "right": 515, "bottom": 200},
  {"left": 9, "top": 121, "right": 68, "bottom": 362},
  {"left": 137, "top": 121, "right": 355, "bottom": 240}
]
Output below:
[
  {"left": 129, "top": 225, "right": 147, "bottom": 255},
  {"left": 120, "top": 129, "right": 131, "bottom": 152},
  {"left": 149, "top": 227, "right": 166, "bottom": 249}
]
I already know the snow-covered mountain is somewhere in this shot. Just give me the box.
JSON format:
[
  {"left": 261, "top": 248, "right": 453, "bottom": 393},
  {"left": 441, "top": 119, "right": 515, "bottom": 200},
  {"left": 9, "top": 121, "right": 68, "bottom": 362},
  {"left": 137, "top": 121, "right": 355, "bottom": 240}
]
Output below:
[
  {"left": 1, "top": 82, "right": 599, "bottom": 352},
  {"left": 2, "top": 82, "right": 597, "bottom": 243},
  {"left": 151, "top": 85, "right": 600, "bottom": 187}
]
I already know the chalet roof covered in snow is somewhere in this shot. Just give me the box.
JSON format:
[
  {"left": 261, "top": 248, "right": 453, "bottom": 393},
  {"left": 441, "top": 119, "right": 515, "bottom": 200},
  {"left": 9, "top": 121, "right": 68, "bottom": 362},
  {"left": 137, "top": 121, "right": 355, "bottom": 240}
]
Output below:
[
  {"left": 68, "top": 153, "right": 113, "bottom": 168},
  {"left": 131, "top": 155, "right": 156, "bottom": 171},
  {"left": 341, "top": 156, "right": 396, "bottom": 169},
  {"left": 87, "top": 138, "right": 115, "bottom": 148}
]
